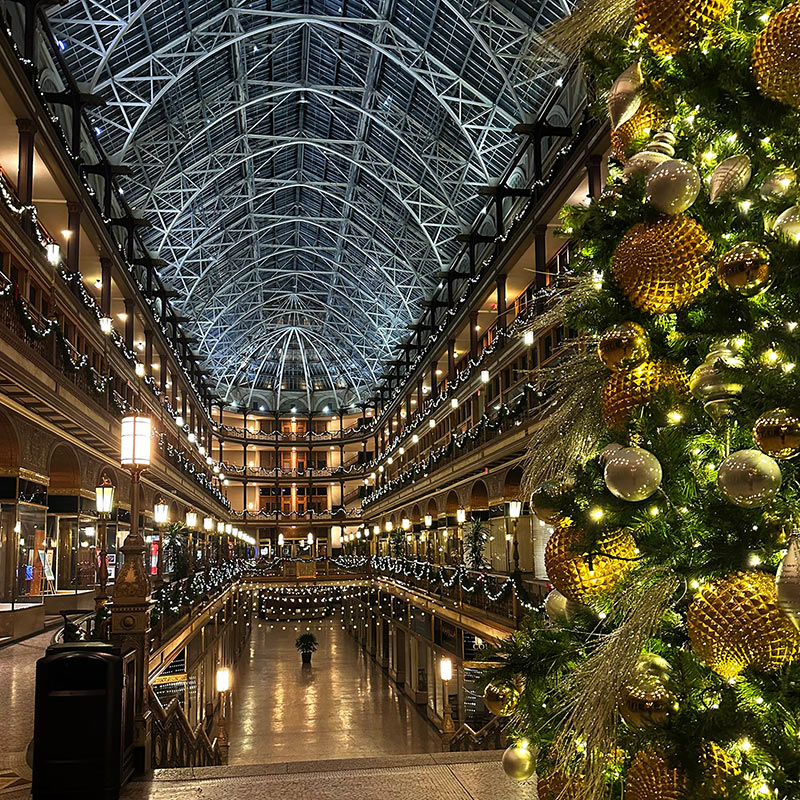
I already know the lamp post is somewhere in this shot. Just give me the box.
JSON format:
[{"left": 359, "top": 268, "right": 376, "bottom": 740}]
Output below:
[
  {"left": 153, "top": 497, "right": 169, "bottom": 587},
  {"left": 116, "top": 415, "right": 152, "bottom": 600},
  {"left": 216, "top": 666, "right": 231, "bottom": 764},
  {"left": 186, "top": 510, "right": 197, "bottom": 575},
  {"left": 94, "top": 475, "right": 115, "bottom": 609},
  {"left": 440, "top": 657, "right": 455, "bottom": 736},
  {"left": 508, "top": 500, "right": 522, "bottom": 574},
  {"left": 456, "top": 507, "right": 466, "bottom": 564}
]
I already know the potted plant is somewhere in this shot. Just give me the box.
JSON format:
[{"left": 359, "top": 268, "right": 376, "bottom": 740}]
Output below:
[{"left": 295, "top": 632, "right": 318, "bottom": 664}]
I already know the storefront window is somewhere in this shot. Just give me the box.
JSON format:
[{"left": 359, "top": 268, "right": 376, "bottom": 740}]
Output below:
[{"left": 15, "top": 502, "right": 47, "bottom": 599}]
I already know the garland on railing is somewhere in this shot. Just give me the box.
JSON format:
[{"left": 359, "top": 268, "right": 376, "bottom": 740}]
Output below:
[
  {"left": 229, "top": 506, "right": 361, "bottom": 520},
  {"left": 160, "top": 435, "right": 230, "bottom": 509},
  {"left": 363, "top": 387, "right": 544, "bottom": 507}
]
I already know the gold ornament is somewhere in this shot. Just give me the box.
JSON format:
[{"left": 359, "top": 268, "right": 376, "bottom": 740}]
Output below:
[
  {"left": 635, "top": 0, "right": 733, "bottom": 56},
  {"left": 598, "top": 322, "right": 651, "bottom": 372},
  {"left": 483, "top": 682, "right": 519, "bottom": 716},
  {"left": 604, "top": 446, "right": 662, "bottom": 502},
  {"left": 709, "top": 154, "right": 752, "bottom": 204},
  {"left": 717, "top": 449, "right": 782, "bottom": 507},
  {"left": 753, "top": 408, "right": 800, "bottom": 459},
  {"left": 544, "top": 523, "right": 638, "bottom": 602},
  {"left": 608, "top": 62, "right": 644, "bottom": 129},
  {"left": 689, "top": 341, "right": 744, "bottom": 420},
  {"left": 625, "top": 749, "right": 687, "bottom": 800},
  {"left": 611, "top": 104, "right": 662, "bottom": 163},
  {"left": 530, "top": 483, "right": 562, "bottom": 523},
  {"left": 688, "top": 571, "right": 800, "bottom": 678},
  {"left": 753, "top": 3, "right": 800, "bottom": 108},
  {"left": 602, "top": 359, "right": 689, "bottom": 431},
  {"left": 700, "top": 742, "right": 741, "bottom": 797},
  {"left": 623, "top": 130, "right": 676, "bottom": 178},
  {"left": 773, "top": 206, "right": 800, "bottom": 242},
  {"left": 760, "top": 167, "right": 796, "bottom": 201},
  {"left": 645, "top": 159, "right": 701, "bottom": 214},
  {"left": 612, "top": 216, "right": 712, "bottom": 314},
  {"left": 777, "top": 531, "right": 800, "bottom": 629},
  {"left": 619, "top": 653, "right": 674, "bottom": 727},
  {"left": 717, "top": 242, "right": 772, "bottom": 296},
  {"left": 501, "top": 742, "right": 536, "bottom": 781}
]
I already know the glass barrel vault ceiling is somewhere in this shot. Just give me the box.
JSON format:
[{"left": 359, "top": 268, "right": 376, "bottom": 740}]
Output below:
[{"left": 48, "top": 0, "right": 571, "bottom": 410}]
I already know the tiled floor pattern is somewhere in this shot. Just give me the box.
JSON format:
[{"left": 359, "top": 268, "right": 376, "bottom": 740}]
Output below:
[{"left": 122, "top": 753, "right": 538, "bottom": 800}]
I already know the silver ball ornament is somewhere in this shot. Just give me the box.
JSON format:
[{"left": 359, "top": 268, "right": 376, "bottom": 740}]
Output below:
[
  {"left": 599, "top": 442, "right": 624, "bottom": 465},
  {"left": 774, "top": 206, "right": 800, "bottom": 243},
  {"left": 645, "top": 159, "right": 701, "bottom": 214},
  {"left": 604, "top": 446, "right": 663, "bottom": 502},
  {"left": 502, "top": 742, "right": 536, "bottom": 781},
  {"left": 717, "top": 449, "right": 782, "bottom": 507},
  {"left": 760, "top": 167, "right": 796, "bottom": 201}
]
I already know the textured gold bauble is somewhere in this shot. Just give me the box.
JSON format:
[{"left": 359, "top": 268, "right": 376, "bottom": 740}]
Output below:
[
  {"left": 625, "top": 749, "right": 687, "bottom": 800},
  {"left": 483, "top": 682, "right": 519, "bottom": 717},
  {"left": 501, "top": 742, "right": 536, "bottom": 781},
  {"left": 544, "top": 523, "right": 638, "bottom": 603},
  {"left": 608, "top": 62, "right": 643, "bottom": 129},
  {"left": 709, "top": 154, "right": 752, "bottom": 204},
  {"left": 753, "top": 408, "right": 800, "bottom": 459},
  {"left": 612, "top": 216, "right": 713, "bottom": 314},
  {"left": 611, "top": 104, "right": 662, "bottom": 163},
  {"left": 717, "top": 242, "right": 772, "bottom": 296},
  {"left": 688, "top": 571, "right": 800, "bottom": 679},
  {"left": 717, "top": 449, "right": 782, "bottom": 507},
  {"left": 602, "top": 359, "right": 690, "bottom": 431},
  {"left": 753, "top": 2, "right": 800, "bottom": 108},
  {"left": 700, "top": 742, "right": 741, "bottom": 797},
  {"left": 635, "top": 0, "right": 733, "bottom": 56},
  {"left": 619, "top": 653, "right": 674, "bottom": 728},
  {"left": 598, "top": 322, "right": 651, "bottom": 372},
  {"left": 646, "top": 159, "right": 701, "bottom": 214}
]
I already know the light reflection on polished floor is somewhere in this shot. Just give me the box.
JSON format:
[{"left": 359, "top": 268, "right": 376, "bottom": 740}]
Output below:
[{"left": 227, "top": 622, "right": 443, "bottom": 764}]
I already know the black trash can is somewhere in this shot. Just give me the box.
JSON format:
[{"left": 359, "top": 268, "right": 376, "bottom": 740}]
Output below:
[{"left": 33, "top": 642, "right": 123, "bottom": 800}]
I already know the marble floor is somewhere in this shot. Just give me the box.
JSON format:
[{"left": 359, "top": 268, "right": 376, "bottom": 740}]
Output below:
[
  {"left": 227, "top": 621, "right": 443, "bottom": 764},
  {"left": 0, "top": 629, "right": 53, "bottom": 796}
]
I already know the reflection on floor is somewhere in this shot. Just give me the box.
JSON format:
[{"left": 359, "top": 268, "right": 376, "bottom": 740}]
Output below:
[
  {"left": 227, "top": 622, "right": 443, "bottom": 764},
  {"left": 124, "top": 752, "right": 537, "bottom": 800}
]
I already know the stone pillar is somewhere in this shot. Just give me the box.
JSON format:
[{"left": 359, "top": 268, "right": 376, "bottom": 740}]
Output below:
[
  {"left": 16, "top": 119, "right": 35, "bottom": 207},
  {"left": 100, "top": 257, "right": 112, "bottom": 316},
  {"left": 124, "top": 299, "right": 134, "bottom": 350},
  {"left": 66, "top": 201, "right": 81, "bottom": 273}
]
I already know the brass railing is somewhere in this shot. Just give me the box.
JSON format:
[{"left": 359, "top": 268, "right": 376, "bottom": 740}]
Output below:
[{"left": 446, "top": 716, "right": 508, "bottom": 752}]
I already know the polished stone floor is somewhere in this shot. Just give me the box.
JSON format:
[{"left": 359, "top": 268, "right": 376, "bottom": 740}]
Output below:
[
  {"left": 0, "top": 629, "right": 52, "bottom": 796},
  {"left": 122, "top": 752, "right": 537, "bottom": 800},
  {"left": 227, "top": 621, "right": 442, "bottom": 764}
]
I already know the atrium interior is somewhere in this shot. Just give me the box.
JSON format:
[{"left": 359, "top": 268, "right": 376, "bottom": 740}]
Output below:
[{"left": 3, "top": 0, "right": 800, "bottom": 798}]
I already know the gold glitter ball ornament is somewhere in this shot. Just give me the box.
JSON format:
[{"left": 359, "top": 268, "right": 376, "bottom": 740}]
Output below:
[
  {"left": 501, "top": 742, "right": 536, "bottom": 781},
  {"left": 611, "top": 104, "right": 663, "bottom": 163},
  {"left": 753, "top": 408, "right": 800, "bottom": 459},
  {"left": 688, "top": 570, "right": 800, "bottom": 679},
  {"left": 619, "top": 653, "right": 674, "bottom": 728},
  {"left": 717, "top": 449, "right": 782, "bottom": 507},
  {"left": 598, "top": 322, "right": 651, "bottom": 372},
  {"left": 602, "top": 359, "right": 689, "bottom": 431},
  {"left": 612, "top": 216, "right": 713, "bottom": 314},
  {"left": 753, "top": 2, "right": 800, "bottom": 108},
  {"left": 635, "top": 0, "right": 733, "bottom": 56},
  {"left": 717, "top": 242, "right": 772, "bottom": 296},
  {"left": 544, "top": 523, "right": 638, "bottom": 602},
  {"left": 483, "top": 682, "right": 519, "bottom": 717},
  {"left": 625, "top": 749, "right": 687, "bottom": 800}
]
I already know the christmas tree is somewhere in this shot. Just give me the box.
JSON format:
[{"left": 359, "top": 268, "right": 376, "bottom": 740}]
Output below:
[{"left": 482, "top": 2, "right": 800, "bottom": 798}]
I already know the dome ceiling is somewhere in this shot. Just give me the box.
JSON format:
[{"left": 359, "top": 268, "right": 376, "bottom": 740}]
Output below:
[{"left": 48, "top": 0, "right": 570, "bottom": 409}]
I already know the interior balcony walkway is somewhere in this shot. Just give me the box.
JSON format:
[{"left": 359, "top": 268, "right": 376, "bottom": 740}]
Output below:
[{"left": 226, "top": 623, "right": 442, "bottom": 764}]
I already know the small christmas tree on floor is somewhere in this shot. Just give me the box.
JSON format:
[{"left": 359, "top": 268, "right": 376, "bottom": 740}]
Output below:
[{"left": 482, "top": 2, "right": 800, "bottom": 798}]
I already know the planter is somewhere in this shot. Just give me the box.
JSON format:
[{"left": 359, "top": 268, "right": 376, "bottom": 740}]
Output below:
[{"left": 301, "top": 652, "right": 312, "bottom": 664}]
